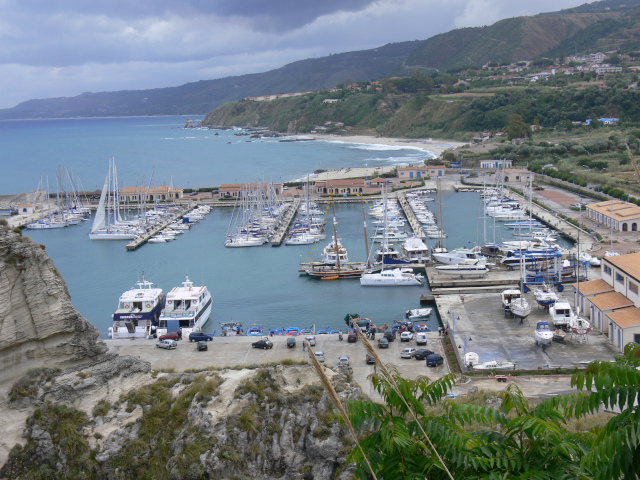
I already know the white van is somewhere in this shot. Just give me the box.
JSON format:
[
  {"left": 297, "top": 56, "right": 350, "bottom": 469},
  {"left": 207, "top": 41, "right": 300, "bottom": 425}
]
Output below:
[{"left": 416, "top": 332, "right": 428, "bottom": 345}]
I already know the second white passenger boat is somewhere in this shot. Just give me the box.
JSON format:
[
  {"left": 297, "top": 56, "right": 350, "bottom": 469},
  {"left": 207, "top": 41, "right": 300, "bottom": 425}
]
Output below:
[{"left": 156, "top": 276, "right": 213, "bottom": 338}]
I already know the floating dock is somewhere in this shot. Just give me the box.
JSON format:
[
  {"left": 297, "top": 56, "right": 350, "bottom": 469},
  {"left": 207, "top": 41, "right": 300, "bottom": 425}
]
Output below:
[
  {"left": 126, "top": 206, "right": 197, "bottom": 251},
  {"left": 396, "top": 192, "right": 425, "bottom": 238},
  {"left": 269, "top": 199, "right": 301, "bottom": 246}
]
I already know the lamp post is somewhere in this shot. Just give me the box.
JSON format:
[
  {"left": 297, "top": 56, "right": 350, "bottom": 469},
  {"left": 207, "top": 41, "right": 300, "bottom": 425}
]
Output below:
[{"left": 458, "top": 337, "right": 471, "bottom": 366}]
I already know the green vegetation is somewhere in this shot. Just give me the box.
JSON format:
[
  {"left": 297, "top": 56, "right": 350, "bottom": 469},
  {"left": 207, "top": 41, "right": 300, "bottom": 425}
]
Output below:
[
  {"left": 9, "top": 367, "right": 61, "bottom": 402},
  {"left": 344, "top": 343, "right": 640, "bottom": 479}
]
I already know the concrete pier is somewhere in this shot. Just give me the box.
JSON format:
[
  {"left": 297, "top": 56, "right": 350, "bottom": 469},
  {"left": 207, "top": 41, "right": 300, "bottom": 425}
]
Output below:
[
  {"left": 125, "top": 206, "right": 196, "bottom": 251},
  {"left": 396, "top": 192, "right": 425, "bottom": 238},
  {"left": 269, "top": 199, "right": 301, "bottom": 246}
]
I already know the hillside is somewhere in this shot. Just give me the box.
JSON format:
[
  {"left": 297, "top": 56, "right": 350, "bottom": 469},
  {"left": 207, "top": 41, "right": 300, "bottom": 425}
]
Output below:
[
  {"left": 0, "top": 41, "right": 419, "bottom": 120},
  {"left": 405, "top": 13, "right": 614, "bottom": 71}
]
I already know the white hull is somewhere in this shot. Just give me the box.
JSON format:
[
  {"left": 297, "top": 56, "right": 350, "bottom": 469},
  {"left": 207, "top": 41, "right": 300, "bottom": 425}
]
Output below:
[
  {"left": 360, "top": 268, "right": 423, "bottom": 286},
  {"left": 406, "top": 308, "right": 432, "bottom": 319}
]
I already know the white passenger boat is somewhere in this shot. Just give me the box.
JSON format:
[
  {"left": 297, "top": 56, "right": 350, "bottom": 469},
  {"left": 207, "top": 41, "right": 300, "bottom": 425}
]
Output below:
[
  {"left": 156, "top": 276, "right": 213, "bottom": 338},
  {"left": 108, "top": 276, "right": 165, "bottom": 339},
  {"left": 435, "top": 258, "right": 488, "bottom": 277},
  {"left": 401, "top": 236, "right": 430, "bottom": 262},
  {"left": 534, "top": 321, "right": 554, "bottom": 346},
  {"left": 360, "top": 267, "right": 424, "bottom": 286}
]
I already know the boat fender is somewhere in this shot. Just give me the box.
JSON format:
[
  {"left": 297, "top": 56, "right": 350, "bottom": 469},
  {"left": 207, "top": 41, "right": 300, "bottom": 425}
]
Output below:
[
  {"left": 146, "top": 303, "right": 151, "bottom": 308},
  {"left": 124, "top": 304, "right": 130, "bottom": 309}
]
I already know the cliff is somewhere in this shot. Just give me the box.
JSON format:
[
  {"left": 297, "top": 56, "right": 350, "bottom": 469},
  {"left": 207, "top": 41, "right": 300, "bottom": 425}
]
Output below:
[{"left": 0, "top": 223, "right": 108, "bottom": 382}]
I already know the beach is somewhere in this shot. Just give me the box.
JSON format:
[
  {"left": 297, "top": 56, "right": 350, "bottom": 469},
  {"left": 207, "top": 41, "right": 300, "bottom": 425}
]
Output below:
[{"left": 306, "top": 133, "right": 465, "bottom": 181}]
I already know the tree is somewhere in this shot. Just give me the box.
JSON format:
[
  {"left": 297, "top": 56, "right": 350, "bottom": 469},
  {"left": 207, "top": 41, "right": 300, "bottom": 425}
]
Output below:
[{"left": 506, "top": 114, "right": 531, "bottom": 140}]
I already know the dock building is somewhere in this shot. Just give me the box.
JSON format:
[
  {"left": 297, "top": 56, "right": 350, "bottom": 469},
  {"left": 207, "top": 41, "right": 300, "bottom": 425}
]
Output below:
[
  {"left": 575, "top": 253, "right": 640, "bottom": 351},
  {"left": 312, "top": 179, "right": 378, "bottom": 196},
  {"left": 218, "top": 183, "right": 284, "bottom": 199},
  {"left": 118, "top": 185, "right": 184, "bottom": 203},
  {"left": 397, "top": 165, "right": 446, "bottom": 179},
  {"left": 585, "top": 200, "right": 640, "bottom": 232}
]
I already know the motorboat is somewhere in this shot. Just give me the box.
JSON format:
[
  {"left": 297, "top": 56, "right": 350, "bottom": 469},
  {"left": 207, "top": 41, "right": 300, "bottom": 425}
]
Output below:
[
  {"left": 533, "top": 284, "right": 559, "bottom": 308},
  {"left": 471, "top": 359, "right": 516, "bottom": 371},
  {"left": 534, "top": 321, "right": 554, "bottom": 346},
  {"left": 405, "top": 308, "right": 433, "bottom": 319},
  {"left": 108, "top": 276, "right": 165, "bottom": 339},
  {"left": 322, "top": 238, "right": 348, "bottom": 264},
  {"left": 401, "top": 236, "right": 430, "bottom": 262},
  {"left": 435, "top": 258, "right": 488, "bottom": 277},
  {"left": 433, "top": 246, "right": 483, "bottom": 265},
  {"left": 220, "top": 321, "right": 243, "bottom": 336},
  {"left": 285, "top": 327, "right": 301, "bottom": 336},
  {"left": 360, "top": 268, "right": 424, "bottom": 286},
  {"left": 548, "top": 300, "right": 576, "bottom": 329},
  {"left": 225, "top": 234, "right": 267, "bottom": 247},
  {"left": 246, "top": 325, "right": 263, "bottom": 336},
  {"left": 156, "top": 276, "right": 213, "bottom": 338}
]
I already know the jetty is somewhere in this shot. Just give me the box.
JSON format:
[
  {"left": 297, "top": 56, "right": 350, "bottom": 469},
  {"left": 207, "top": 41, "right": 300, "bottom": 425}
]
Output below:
[
  {"left": 396, "top": 192, "right": 425, "bottom": 238},
  {"left": 126, "top": 205, "right": 196, "bottom": 251},
  {"left": 269, "top": 199, "right": 301, "bottom": 246}
]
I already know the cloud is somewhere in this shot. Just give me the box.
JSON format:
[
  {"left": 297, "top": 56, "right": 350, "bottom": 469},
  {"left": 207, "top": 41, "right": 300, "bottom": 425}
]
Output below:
[{"left": 0, "top": 0, "right": 590, "bottom": 109}]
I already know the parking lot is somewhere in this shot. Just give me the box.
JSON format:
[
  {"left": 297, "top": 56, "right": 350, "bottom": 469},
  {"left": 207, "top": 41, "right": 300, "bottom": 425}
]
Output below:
[{"left": 105, "top": 332, "right": 449, "bottom": 402}]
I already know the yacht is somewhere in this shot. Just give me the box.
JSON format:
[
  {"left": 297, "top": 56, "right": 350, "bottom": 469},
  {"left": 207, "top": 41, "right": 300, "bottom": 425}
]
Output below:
[
  {"left": 435, "top": 258, "right": 488, "bottom": 277},
  {"left": 433, "top": 246, "right": 483, "bottom": 265},
  {"left": 401, "top": 236, "right": 430, "bottom": 262},
  {"left": 360, "top": 268, "right": 424, "bottom": 286},
  {"left": 322, "top": 238, "right": 348, "bottom": 264},
  {"left": 156, "top": 276, "right": 213, "bottom": 338},
  {"left": 108, "top": 276, "right": 165, "bottom": 339}
]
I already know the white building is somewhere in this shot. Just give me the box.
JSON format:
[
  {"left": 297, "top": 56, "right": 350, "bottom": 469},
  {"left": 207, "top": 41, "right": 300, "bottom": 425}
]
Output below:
[{"left": 480, "top": 159, "right": 513, "bottom": 169}]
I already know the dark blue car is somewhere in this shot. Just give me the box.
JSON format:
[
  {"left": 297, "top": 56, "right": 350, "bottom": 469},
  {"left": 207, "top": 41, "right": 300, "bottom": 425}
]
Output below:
[{"left": 189, "top": 331, "right": 214, "bottom": 342}]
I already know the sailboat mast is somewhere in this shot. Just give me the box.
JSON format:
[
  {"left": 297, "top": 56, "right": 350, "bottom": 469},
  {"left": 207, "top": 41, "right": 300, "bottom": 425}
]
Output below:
[
  {"left": 332, "top": 199, "right": 341, "bottom": 269},
  {"left": 362, "top": 195, "right": 370, "bottom": 268}
]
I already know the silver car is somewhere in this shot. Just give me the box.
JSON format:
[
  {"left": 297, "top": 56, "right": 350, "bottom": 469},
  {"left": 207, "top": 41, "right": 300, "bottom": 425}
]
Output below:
[
  {"left": 306, "top": 335, "right": 316, "bottom": 346},
  {"left": 400, "top": 347, "right": 416, "bottom": 359},
  {"left": 156, "top": 339, "right": 177, "bottom": 349},
  {"left": 314, "top": 351, "right": 325, "bottom": 362}
]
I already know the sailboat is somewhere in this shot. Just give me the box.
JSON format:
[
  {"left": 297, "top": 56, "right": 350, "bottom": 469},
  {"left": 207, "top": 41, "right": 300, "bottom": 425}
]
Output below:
[
  {"left": 302, "top": 197, "right": 368, "bottom": 279},
  {"left": 89, "top": 158, "right": 142, "bottom": 240},
  {"left": 431, "top": 177, "right": 447, "bottom": 256},
  {"left": 509, "top": 178, "right": 533, "bottom": 320}
]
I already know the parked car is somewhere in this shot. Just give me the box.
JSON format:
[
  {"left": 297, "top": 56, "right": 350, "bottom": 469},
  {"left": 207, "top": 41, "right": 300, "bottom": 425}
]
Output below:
[
  {"left": 414, "top": 349, "right": 434, "bottom": 360},
  {"left": 197, "top": 341, "right": 208, "bottom": 351},
  {"left": 287, "top": 337, "right": 296, "bottom": 348},
  {"left": 366, "top": 353, "right": 376, "bottom": 364},
  {"left": 159, "top": 331, "right": 181, "bottom": 341},
  {"left": 338, "top": 355, "right": 350, "bottom": 366},
  {"left": 378, "top": 337, "right": 389, "bottom": 348},
  {"left": 189, "top": 331, "right": 214, "bottom": 342},
  {"left": 306, "top": 335, "right": 316, "bottom": 346},
  {"left": 252, "top": 339, "right": 273, "bottom": 349},
  {"left": 347, "top": 330, "right": 357, "bottom": 343},
  {"left": 426, "top": 353, "right": 444, "bottom": 367},
  {"left": 533, "top": 186, "right": 544, "bottom": 191},
  {"left": 384, "top": 328, "right": 396, "bottom": 341},
  {"left": 315, "top": 351, "right": 325, "bottom": 362},
  {"left": 400, "top": 331, "right": 414, "bottom": 342},
  {"left": 415, "top": 332, "right": 428, "bottom": 345},
  {"left": 156, "top": 339, "right": 177, "bottom": 350},
  {"left": 400, "top": 347, "right": 416, "bottom": 359}
]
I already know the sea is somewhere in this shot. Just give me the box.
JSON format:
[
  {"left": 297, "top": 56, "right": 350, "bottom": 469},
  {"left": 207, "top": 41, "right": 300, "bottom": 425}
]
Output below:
[{"left": 0, "top": 116, "right": 571, "bottom": 338}]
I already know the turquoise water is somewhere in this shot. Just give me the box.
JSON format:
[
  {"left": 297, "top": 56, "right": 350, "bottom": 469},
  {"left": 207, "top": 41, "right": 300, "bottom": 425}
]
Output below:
[{"left": 6, "top": 116, "right": 571, "bottom": 338}]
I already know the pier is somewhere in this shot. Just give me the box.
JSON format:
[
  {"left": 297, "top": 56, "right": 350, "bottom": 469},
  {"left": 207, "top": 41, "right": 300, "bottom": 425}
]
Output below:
[
  {"left": 269, "top": 199, "right": 301, "bottom": 246},
  {"left": 505, "top": 189, "right": 595, "bottom": 254},
  {"left": 396, "top": 192, "right": 425, "bottom": 238},
  {"left": 125, "top": 205, "right": 197, "bottom": 251}
]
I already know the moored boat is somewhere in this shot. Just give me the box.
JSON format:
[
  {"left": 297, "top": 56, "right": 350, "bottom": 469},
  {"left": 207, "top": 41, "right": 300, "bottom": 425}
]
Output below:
[
  {"left": 405, "top": 308, "right": 433, "bottom": 319},
  {"left": 534, "top": 321, "right": 554, "bottom": 346},
  {"left": 156, "top": 276, "right": 213, "bottom": 338},
  {"left": 109, "top": 275, "right": 165, "bottom": 339}
]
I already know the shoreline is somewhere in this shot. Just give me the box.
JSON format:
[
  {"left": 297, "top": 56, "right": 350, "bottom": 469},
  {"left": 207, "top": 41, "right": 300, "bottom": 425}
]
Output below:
[{"left": 306, "top": 133, "right": 465, "bottom": 156}]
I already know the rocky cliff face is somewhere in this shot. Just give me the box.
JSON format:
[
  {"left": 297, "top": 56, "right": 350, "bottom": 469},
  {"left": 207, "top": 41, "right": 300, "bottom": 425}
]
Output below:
[
  {"left": 1, "top": 364, "right": 359, "bottom": 480},
  {"left": 0, "top": 225, "right": 108, "bottom": 382}
]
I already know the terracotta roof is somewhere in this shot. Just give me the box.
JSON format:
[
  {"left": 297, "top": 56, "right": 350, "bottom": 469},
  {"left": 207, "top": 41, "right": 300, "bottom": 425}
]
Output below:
[
  {"left": 368, "top": 177, "right": 389, "bottom": 184},
  {"left": 586, "top": 200, "right": 640, "bottom": 221},
  {"left": 326, "top": 179, "right": 367, "bottom": 187},
  {"left": 607, "top": 307, "right": 640, "bottom": 328},
  {"left": 605, "top": 253, "right": 640, "bottom": 280},
  {"left": 572, "top": 279, "right": 614, "bottom": 295},
  {"left": 219, "top": 183, "right": 280, "bottom": 191},
  {"left": 119, "top": 185, "right": 181, "bottom": 194},
  {"left": 504, "top": 169, "right": 529, "bottom": 173},
  {"left": 589, "top": 291, "right": 635, "bottom": 311}
]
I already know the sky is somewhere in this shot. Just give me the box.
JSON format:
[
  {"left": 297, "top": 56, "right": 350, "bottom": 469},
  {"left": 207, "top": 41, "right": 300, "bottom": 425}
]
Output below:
[{"left": 0, "top": 0, "right": 592, "bottom": 109}]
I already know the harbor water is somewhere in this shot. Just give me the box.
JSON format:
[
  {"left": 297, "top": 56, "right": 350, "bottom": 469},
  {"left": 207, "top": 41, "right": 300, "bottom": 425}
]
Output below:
[{"left": 3, "top": 116, "right": 572, "bottom": 337}]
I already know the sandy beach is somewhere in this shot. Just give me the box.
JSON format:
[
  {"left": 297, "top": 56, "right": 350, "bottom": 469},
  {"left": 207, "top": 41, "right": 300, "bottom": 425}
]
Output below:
[{"left": 305, "top": 133, "right": 464, "bottom": 181}]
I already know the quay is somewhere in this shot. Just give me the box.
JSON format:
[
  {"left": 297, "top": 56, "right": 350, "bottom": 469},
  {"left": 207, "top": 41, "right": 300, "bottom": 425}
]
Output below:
[
  {"left": 426, "top": 266, "right": 520, "bottom": 294},
  {"left": 270, "top": 199, "right": 301, "bottom": 246},
  {"left": 397, "top": 192, "right": 425, "bottom": 238},
  {"left": 125, "top": 205, "right": 197, "bottom": 251},
  {"left": 434, "top": 288, "right": 619, "bottom": 373}
]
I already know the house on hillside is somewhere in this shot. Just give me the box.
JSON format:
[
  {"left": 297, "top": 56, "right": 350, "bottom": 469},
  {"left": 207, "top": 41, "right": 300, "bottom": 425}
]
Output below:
[
  {"left": 480, "top": 159, "right": 512, "bottom": 169},
  {"left": 502, "top": 169, "right": 533, "bottom": 183}
]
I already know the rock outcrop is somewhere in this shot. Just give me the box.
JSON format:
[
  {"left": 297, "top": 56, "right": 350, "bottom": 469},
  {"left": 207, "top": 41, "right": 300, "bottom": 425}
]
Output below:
[{"left": 0, "top": 225, "right": 107, "bottom": 382}]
